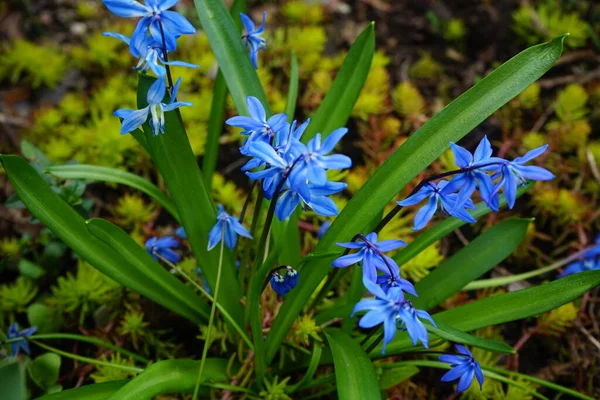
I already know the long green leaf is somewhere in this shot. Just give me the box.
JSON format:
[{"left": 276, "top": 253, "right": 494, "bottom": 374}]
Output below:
[
  {"left": 413, "top": 218, "right": 532, "bottom": 310},
  {"left": 379, "top": 269, "right": 600, "bottom": 355},
  {"left": 45, "top": 164, "right": 178, "bottom": 221},
  {"left": 393, "top": 185, "right": 530, "bottom": 266},
  {"left": 86, "top": 218, "right": 209, "bottom": 320},
  {"left": 265, "top": 36, "right": 565, "bottom": 363},
  {"left": 37, "top": 381, "right": 128, "bottom": 400},
  {"left": 285, "top": 52, "right": 299, "bottom": 121},
  {"left": 0, "top": 155, "right": 203, "bottom": 325},
  {"left": 425, "top": 321, "right": 514, "bottom": 354},
  {"left": 202, "top": 0, "right": 246, "bottom": 189},
  {"left": 303, "top": 23, "right": 375, "bottom": 142},
  {"left": 193, "top": 0, "right": 268, "bottom": 115},
  {"left": 137, "top": 75, "right": 244, "bottom": 326},
  {"left": 324, "top": 329, "right": 381, "bottom": 400}
]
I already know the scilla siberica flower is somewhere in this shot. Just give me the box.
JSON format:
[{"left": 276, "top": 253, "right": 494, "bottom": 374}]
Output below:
[
  {"left": 102, "top": 0, "right": 196, "bottom": 54},
  {"left": 208, "top": 205, "right": 252, "bottom": 250},
  {"left": 6, "top": 323, "right": 37, "bottom": 356},
  {"left": 114, "top": 77, "right": 192, "bottom": 136},
  {"left": 145, "top": 236, "right": 180, "bottom": 263},
  {"left": 102, "top": 32, "right": 198, "bottom": 77},
  {"left": 439, "top": 345, "right": 484, "bottom": 393},
  {"left": 240, "top": 12, "right": 267, "bottom": 69},
  {"left": 270, "top": 266, "right": 299, "bottom": 296},
  {"left": 352, "top": 278, "right": 435, "bottom": 353},
  {"left": 226, "top": 96, "right": 288, "bottom": 156},
  {"left": 557, "top": 234, "right": 600, "bottom": 278},
  {"left": 398, "top": 180, "right": 476, "bottom": 231}
]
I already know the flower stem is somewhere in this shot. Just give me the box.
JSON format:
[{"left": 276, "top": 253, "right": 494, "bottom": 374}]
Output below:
[
  {"left": 157, "top": 20, "right": 175, "bottom": 92},
  {"left": 192, "top": 227, "right": 226, "bottom": 399}
]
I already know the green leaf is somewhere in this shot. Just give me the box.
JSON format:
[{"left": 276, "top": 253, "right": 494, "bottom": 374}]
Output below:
[
  {"left": 425, "top": 321, "right": 514, "bottom": 354},
  {"left": 46, "top": 164, "right": 179, "bottom": 222},
  {"left": 0, "top": 359, "right": 26, "bottom": 400},
  {"left": 379, "top": 269, "right": 600, "bottom": 355},
  {"left": 202, "top": 0, "right": 246, "bottom": 189},
  {"left": 27, "top": 304, "right": 62, "bottom": 334},
  {"left": 19, "top": 258, "right": 46, "bottom": 280},
  {"left": 86, "top": 218, "right": 209, "bottom": 321},
  {"left": 28, "top": 353, "right": 61, "bottom": 390},
  {"left": 105, "top": 358, "right": 228, "bottom": 400},
  {"left": 303, "top": 23, "right": 374, "bottom": 142},
  {"left": 265, "top": 37, "right": 564, "bottom": 363},
  {"left": 324, "top": 329, "right": 381, "bottom": 400},
  {"left": 36, "top": 381, "right": 128, "bottom": 400},
  {"left": 137, "top": 75, "right": 244, "bottom": 326},
  {"left": 193, "top": 0, "right": 268, "bottom": 115},
  {"left": 285, "top": 52, "right": 299, "bottom": 121},
  {"left": 393, "top": 185, "right": 530, "bottom": 266},
  {"left": 21, "top": 139, "right": 50, "bottom": 167},
  {"left": 412, "top": 218, "right": 532, "bottom": 310},
  {"left": 378, "top": 365, "right": 419, "bottom": 390},
  {"left": 0, "top": 155, "right": 203, "bottom": 325},
  {"left": 287, "top": 343, "right": 323, "bottom": 392}
]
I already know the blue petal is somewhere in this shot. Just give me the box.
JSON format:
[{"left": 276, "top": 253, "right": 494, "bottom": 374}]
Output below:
[
  {"left": 331, "top": 252, "right": 364, "bottom": 268},
  {"left": 276, "top": 190, "right": 300, "bottom": 220},
  {"left": 246, "top": 96, "right": 266, "bottom": 122},
  {"left": 155, "top": 236, "right": 179, "bottom": 249},
  {"left": 381, "top": 313, "right": 397, "bottom": 354},
  {"left": 352, "top": 299, "right": 385, "bottom": 315},
  {"left": 456, "top": 367, "right": 475, "bottom": 393},
  {"left": 240, "top": 12, "right": 255, "bottom": 33},
  {"left": 376, "top": 239, "right": 407, "bottom": 252},
  {"left": 247, "top": 142, "right": 286, "bottom": 168},
  {"left": 358, "top": 309, "right": 387, "bottom": 329},
  {"left": 309, "top": 196, "right": 339, "bottom": 217},
  {"left": 130, "top": 16, "right": 152, "bottom": 57},
  {"left": 207, "top": 221, "right": 223, "bottom": 250},
  {"left": 102, "top": 32, "right": 131, "bottom": 45},
  {"left": 450, "top": 142, "right": 473, "bottom": 168},
  {"left": 230, "top": 218, "right": 252, "bottom": 239},
  {"left": 267, "top": 113, "right": 288, "bottom": 133},
  {"left": 515, "top": 144, "right": 548, "bottom": 164},
  {"left": 474, "top": 363, "right": 484, "bottom": 390},
  {"left": 412, "top": 195, "right": 438, "bottom": 230},
  {"left": 226, "top": 116, "right": 264, "bottom": 131},
  {"left": 320, "top": 154, "right": 352, "bottom": 170},
  {"left": 160, "top": 10, "right": 196, "bottom": 34},
  {"left": 158, "top": 248, "right": 180, "bottom": 263},
  {"left": 473, "top": 135, "right": 492, "bottom": 163},
  {"left": 439, "top": 354, "right": 466, "bottom": 365},
  {"left": 455, "top": 344, "right": 472, "bottom": 357},
  {"left": 504, "top": 167, "right": 518, "bottom": 209},
  {"left": 320, "top": 128, "right": 348, "bottom": 154},
  {"left": 441, "top": 363, "right": 470, "bottom": 382},
  {"left": 120, "top": 107, "right": 150, "bottom": 134},
  {"left": 513, "top": 165, "right": 554, "bottom": 181},
  {"left": 397, "top": 186, "right": 433, "bottom": 207},
  {"left": 163, "top": 101, "right": 192, "bottom": 112},
  {"left": 103, "top": 0, "right": 149, "bottom": 17},
  {"left": 147, "top": 78, "right": 166, "bottom": 105},
  {"left": 224, "top": 222, "right": 237, "bottom": 249},
  {"left": 157, "top": 0, "right": 178, "bottom": 10}
]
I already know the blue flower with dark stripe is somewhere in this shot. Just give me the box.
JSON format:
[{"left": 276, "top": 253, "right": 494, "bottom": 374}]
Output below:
[
  {"left": 439, "top": 345, "right": 484, "bottom": 393},
  {"left": 146, "top": 236, "right": 180, "bottom": 263}
]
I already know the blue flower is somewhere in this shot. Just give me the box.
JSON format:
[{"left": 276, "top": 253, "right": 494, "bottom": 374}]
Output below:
[
  {"left": 488, "top": 145, "right": 554, "bottom": 209},
  {"left": 103, "top": 32, "right": 198, "bottom": 77},
  {"left": 102, "top": 0, "right": 196, "bottom": 54},
  {"left": 6, "top": 323, "right": 37, "bottom": 356},
  {"left": 275, "top": 181, "right": 345, "bottom": 221},
  {"left": 352, "top": 278, "right": 434, "bottom": 353},
  {"left": 398, "top": 180, "right": 476, "bottom": 231},
  {"left": 292, "top": 129, "right": 352, "bottom": 185},
  {"left": 557, "top": 237, "right": 600, "bottom": 278},
  {"left": 145, "top": 236, "right": 180, "bottom": 263},
  {"left": 444, "top": 136, "right": 498, "bottom": 211},
  {"left": 207, "top": 205, "right": 253, "bottom": 250},
  {"left": 226, "top": 96, "right": 288, "bottom": 156},
  {"left": 439, "top": 345, "right": 484, "bottom": 393},
  {"left": 269, "top": 267, "right": 299, "bottom": 296},
  {"left": 332, "top": 232, "right": 406, "bottom": 283},
  {"left": 240, "top": 12, "right": 267, "bottom": 69},
  {"left": 114, "top": 77, "right": 192, "bottom": 136}
]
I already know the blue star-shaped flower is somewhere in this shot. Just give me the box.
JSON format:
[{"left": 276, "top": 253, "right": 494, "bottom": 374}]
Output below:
[
  {"left": 225, "top": 96, "right": 288, "bottom": 156},
  {"left": 102, "top": 0, "right": 196, "bottom": 54},
  {"left": 332, "top": 232, "right": 406, "bottom": 283},
  {"left": 398, "top": 180, "right": 476, "bottom": 231},
  {"left": 240, "top": 12, "right": 267, "bottom": 69},
  {"left": 6, "top": 323, "right": 37, "bottom": 357},
  {"left": 145, "top": 236, "right": 180, "bottom": 263},
  {"left": 352, "top": 278, "right": 435, "bottom": 353},
  {"left": 207, "top": 205, "right": 253, "bottom": 250},
  {"left": 439, "top": 345, "right": 484, "bottom": 393},
  {"left": 114, "top": 77, "right": 192, "bottom": 136}
]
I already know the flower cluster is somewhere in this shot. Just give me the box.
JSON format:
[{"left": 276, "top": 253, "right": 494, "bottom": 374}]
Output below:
[
  {"left": 227, "top": 96, "right": 352, "bottom": 221},
  {"left": 270, "top": 266, "right": 299, "bottom": 296},
  {"left": 558, "top": 234, "right": 600, "bottom": 278},
  {"left": 399, "top": 136, "right": 554, "bottom": 230},
  {"left": 102, "top": 0, "right": 197, "bottom": 136}
]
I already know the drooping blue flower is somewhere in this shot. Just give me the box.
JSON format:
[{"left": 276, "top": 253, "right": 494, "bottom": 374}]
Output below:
[
  {"left": 269, "top": 267, "right": 299, "bottom": 296},
  {"left": 292, "top": 129, "right": 353, "bottom": 185},
  {"left": 398, "top": 180, "right": 476, "bottom": 231},
  {"left": 114, "top": 77, "right": 192, "bottom": 136},
  {"left": 6, "top": 323, "right": 37, "bottom": 356},
  {"left": 488, "top": 145, "right": 554, "bottom": 209},
  {"left": 352, "top": 278, "right": 434, "bottom": 353},
  {"left": 240, "top": 12, "right": 267, "bottom": 69},
  {"left": 226, "top": 96, "right": 288, "bottom": 156},
  {"left": 103, "top": 32, "right": 198, "bottom": 77},
  {"left": 332, "top": 232, "right": 406, "bottom": 283},
  {"left": 175, "top": 226, "right": 187, "bottom": 239},
  {"left": 275, "top": 181, "right": 345, "bottom": 221},
  {"left": 444, "top": 136, "right": 498, "bottom": 211},
  {"left": 439, "top": 345, "right": 484, "bottom": 393},
  {"left": 102, "top": 0, "right": 196, "bottom": 54},
  {"left": 285, "top": 267, "right": 299, "bottom": 289},
  {"left": 145, "top": 236, "right": 180, "bottom": 263},
  {"left": 207, "top": 205, "right": 253, "bottom": 250}
]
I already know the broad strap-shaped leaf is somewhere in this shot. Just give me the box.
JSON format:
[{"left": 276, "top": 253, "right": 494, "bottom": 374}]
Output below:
[
  {"left": 425, "top": 321, "right": 514, "bottom": 354},
  {"left": 193, "top": 0, "right": 268, "bottom": 115},
  {"left": 303, "top": 23, "right": 375, "bottom": 142},
  {"left": 137, "top": 75, "right": 244, "bottom": 326},
  {"left": 87, "top": 218, "right": 209, "bottom": 320},
  {"left": 0, "top": 155, "right": 205, "bottom": 324},
  {"left": 265, "top": 37, "right": 565, "bottom": 364},
  {"left": 285, "top": 52, "right": 299, "bottom": 121},
  {"left": 37, "top": 381, "right": 128, "bottom": 400},
  {"left": 412, "top": 218, "right": 532, "bottom": 310},
  {"left": 46, "top": 164, "right": 179, "bottom": 221},
  {"left": 324, "top": 329, "right": 381, "bottom": 400}
]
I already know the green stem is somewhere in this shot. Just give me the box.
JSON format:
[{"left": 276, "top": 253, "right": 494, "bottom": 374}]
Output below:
[
  {"left": 192, "top": 228, "right": 226, "bottom": 399},
  {"left": 159, "top": 256, "right": 254, "bottom": 350},
  {"left": 31, "top": 340, "right": 143, "bottom": 373}
]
